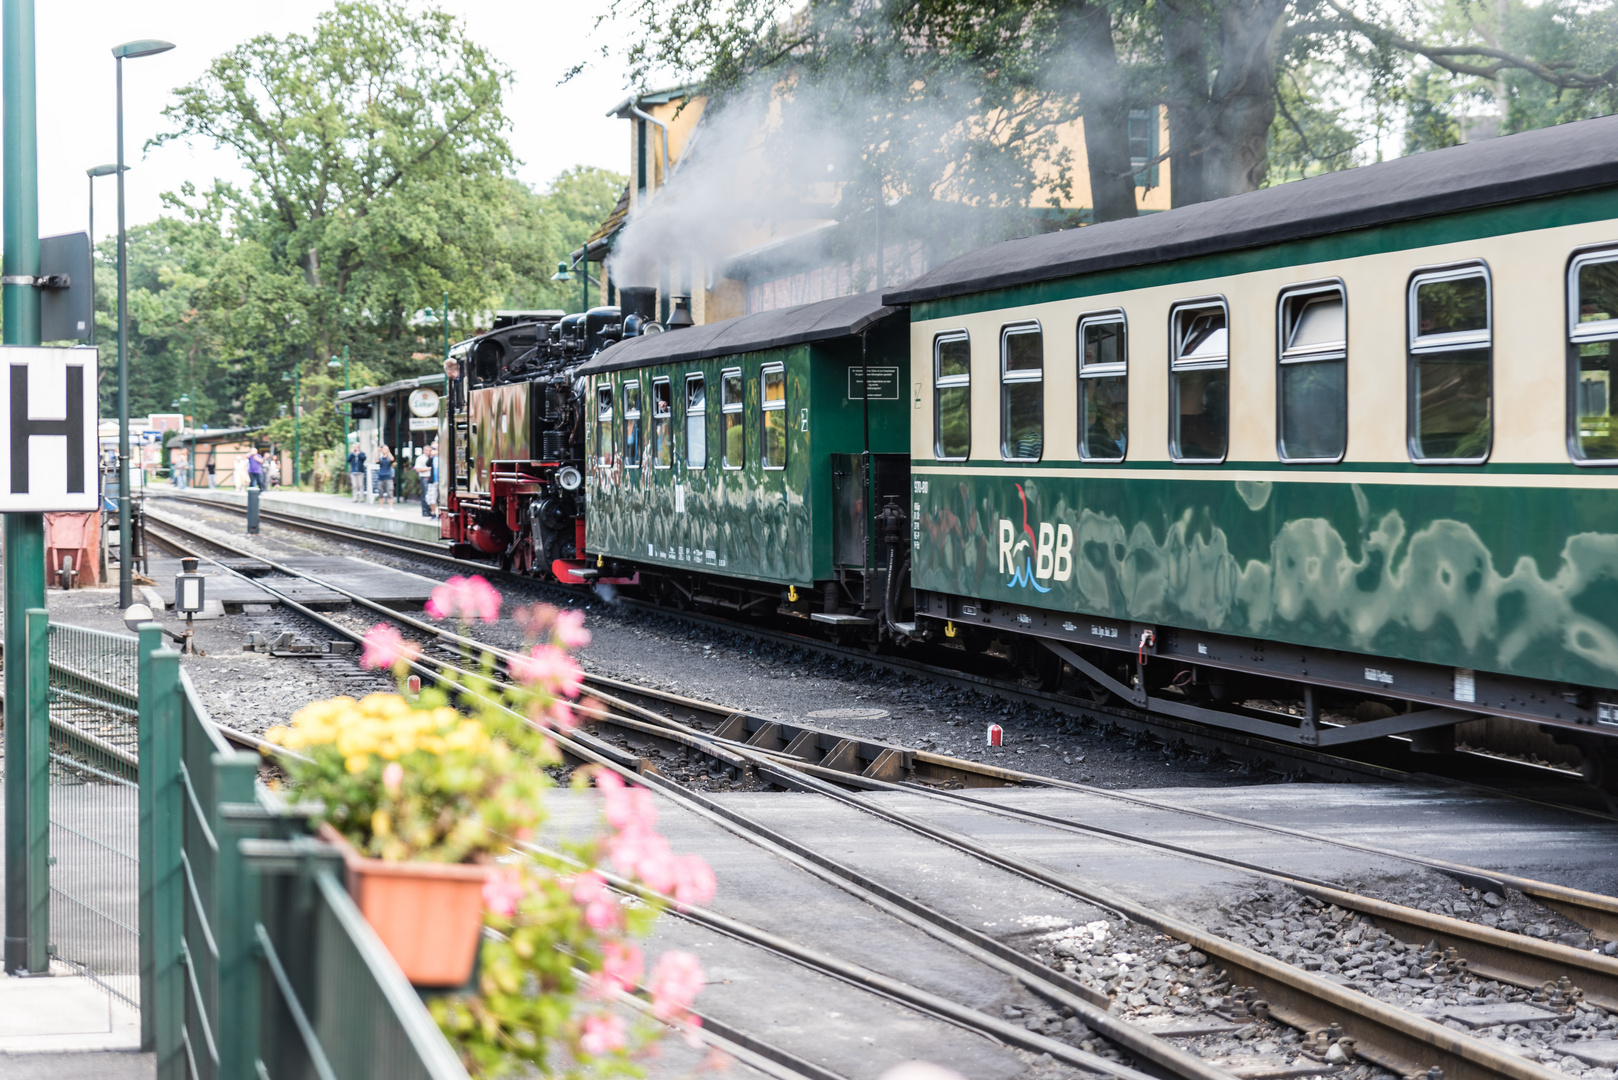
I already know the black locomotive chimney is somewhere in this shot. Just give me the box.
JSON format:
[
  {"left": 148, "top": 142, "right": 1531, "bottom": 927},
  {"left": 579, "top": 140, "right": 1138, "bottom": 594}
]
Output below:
[
  {"left": 667, "top": 295, "right": 695, "bottom": 330},
  {"left": 618, "top": 286, "right": 657, "bottom": 328}
]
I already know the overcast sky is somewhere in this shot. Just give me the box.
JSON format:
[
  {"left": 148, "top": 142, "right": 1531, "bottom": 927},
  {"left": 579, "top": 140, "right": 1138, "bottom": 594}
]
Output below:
[{"left": 34, "top": 0, "right": 636, "bottom": 242}]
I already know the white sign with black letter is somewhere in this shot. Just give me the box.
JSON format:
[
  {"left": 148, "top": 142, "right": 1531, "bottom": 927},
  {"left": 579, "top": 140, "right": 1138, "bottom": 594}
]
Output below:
[{"left": 0, "top": 346, "right": 98, "bottom": 511}]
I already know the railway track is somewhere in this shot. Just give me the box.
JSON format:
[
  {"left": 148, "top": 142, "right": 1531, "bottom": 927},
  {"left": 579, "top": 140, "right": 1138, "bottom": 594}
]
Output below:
[
  {"left": 143, "top": 504, "right": 1618, "bottom": 1080},
  {"left": 147, "top": 492, "right": 1605, "bottom": 813}
]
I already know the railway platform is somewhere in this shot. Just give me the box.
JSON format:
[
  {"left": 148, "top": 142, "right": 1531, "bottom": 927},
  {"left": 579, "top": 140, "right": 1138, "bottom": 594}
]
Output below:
[{"left": 164, "top": 483, "right": 441, "bottom": 543}]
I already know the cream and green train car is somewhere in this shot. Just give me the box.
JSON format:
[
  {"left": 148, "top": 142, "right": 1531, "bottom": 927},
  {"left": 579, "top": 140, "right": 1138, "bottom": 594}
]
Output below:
[
  {"left": 885, "top": 115, "right": 1618, "bottom": 780},
  {"left": 575, "top": 292, "right": 912, "bottom": 620}
]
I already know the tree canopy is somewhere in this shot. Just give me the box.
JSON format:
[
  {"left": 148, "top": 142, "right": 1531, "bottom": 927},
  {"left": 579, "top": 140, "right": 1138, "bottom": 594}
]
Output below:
[{"left": 110, "top": 1, "right": 624, "bottom": 469}]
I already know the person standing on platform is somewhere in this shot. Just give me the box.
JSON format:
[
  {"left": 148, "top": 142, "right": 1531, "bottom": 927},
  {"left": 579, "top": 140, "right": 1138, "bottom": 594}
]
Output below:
[
  {"left": 206, "top": 457, "right": 217, "bottom": 489},
  {"left": 376, "top": 446, "right": 395, "bottom": 506},
  {"left": 413, "top": 444, "right": 430, "bottom": 516},
  {"left": 347, "top": 447, "right": 367, "bottom": 502},
  {"left": 423, "top": 442, "right": 440, "bottom": 519},
  {"left": 248, "top": 447, "right": 266, "bottom": 491}
]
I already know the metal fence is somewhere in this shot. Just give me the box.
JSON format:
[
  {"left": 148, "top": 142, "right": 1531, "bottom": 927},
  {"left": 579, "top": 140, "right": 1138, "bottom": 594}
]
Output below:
[
  {"left": 45, "top": 621, "right": 141, "bottom": 1007},
  {"left": 137, "top": 626, "right": 469, "bottom": 1080}
]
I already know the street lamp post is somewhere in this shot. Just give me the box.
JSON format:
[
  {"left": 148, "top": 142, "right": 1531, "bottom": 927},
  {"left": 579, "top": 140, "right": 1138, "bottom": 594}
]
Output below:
[
  {"left": 328, "top": 344, "right": 349, "bottom": 451},
  {"left": 112, "top": 37, "right": 175, "bottom": 609},
  {"left": 281, "top": 367, "right": 300, "bottom": 487},
  {"left": 551, "top": 261, "right": 577, "bottom": 311},
  {"left": 84, "top": 163, "right": 122, "bottom": 348}
]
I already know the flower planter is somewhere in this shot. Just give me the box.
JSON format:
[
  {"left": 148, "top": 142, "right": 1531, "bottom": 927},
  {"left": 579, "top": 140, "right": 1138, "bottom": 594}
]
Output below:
[{"left": 319, "top": 824, "right": 488, "bottom": 987}]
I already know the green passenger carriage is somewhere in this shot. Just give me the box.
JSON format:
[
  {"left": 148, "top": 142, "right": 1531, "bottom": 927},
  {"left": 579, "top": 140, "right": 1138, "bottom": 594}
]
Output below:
[
  {"left": 575, "top": 293, "right": 913, "bottom": 623},
  {"left": 883, "top": 115, "right": 1618, "bottom": 778}
]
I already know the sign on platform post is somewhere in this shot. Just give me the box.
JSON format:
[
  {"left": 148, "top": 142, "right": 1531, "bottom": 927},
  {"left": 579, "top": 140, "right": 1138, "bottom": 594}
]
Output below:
[{"left": 0, "top": 346, "right": 98, "bottom": 511}]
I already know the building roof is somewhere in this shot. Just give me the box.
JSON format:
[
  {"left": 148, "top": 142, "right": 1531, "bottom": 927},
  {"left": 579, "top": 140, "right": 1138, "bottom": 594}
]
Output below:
[
  {"left": 163, "top": 425, "right": 264, "bottom": 448},
  {"left": 575, "top": 290, "right": 900, "bottom": 376},
  {"left": 884, "top": 114, "right": 1618, "bottom": 307},
  {"left": 336, "top": 372, "right": 447, "bottom": 405}
]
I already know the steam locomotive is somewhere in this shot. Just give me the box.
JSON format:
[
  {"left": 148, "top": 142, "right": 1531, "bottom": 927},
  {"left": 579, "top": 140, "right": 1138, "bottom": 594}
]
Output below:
[{"left": 436, "top": 287, "right": 664, "bottom": 579}]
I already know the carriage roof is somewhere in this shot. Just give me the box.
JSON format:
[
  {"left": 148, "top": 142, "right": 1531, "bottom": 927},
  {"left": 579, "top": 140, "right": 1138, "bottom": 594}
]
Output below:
[{"left": 574, "top": 290, "right": 899, "bottom": 377}]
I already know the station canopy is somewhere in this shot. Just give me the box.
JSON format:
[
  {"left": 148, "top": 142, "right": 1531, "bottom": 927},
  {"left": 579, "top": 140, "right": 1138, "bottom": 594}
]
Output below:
[
  {"left": 885, "top": 113, "right": 1618, "bottom": 306},
  {"left": 576, "top": 290, "right": 900, "bottom": 376}
]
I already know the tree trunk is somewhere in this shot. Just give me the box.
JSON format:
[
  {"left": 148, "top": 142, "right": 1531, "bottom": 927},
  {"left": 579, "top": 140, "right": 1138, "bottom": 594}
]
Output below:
[
  {"left": 1204, "top": 0, "right": 1290, "bottom": 196},
  {"left": 1054, "top": 0, "right": 1140, "bottom": 223},
  {"left": 1159, "top": 0, "right": 1213, "bottom": 208}
]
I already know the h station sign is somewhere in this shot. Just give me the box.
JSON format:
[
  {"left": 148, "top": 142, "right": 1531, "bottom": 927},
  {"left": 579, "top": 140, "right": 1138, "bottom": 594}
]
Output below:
[{"left": 0, "top": 346, "right": 99, "bottom": 511}]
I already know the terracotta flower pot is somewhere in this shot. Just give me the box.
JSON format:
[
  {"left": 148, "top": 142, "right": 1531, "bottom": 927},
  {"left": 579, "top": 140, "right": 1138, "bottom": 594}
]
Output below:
[{"left": 318, "top": 824, "right": 489, "bottom": 987}]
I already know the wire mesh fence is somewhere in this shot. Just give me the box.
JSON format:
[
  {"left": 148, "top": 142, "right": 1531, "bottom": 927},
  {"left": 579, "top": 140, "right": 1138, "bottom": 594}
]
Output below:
[{"left": 45, "top": 622, "right": 141, "bottom": 1007}]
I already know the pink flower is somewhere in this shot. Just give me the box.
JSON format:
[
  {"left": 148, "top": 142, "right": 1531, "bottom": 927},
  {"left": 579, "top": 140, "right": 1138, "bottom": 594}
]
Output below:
[
  {"left": 513, "top": 603, "right": 557, "bottom": 640},
  {"left": 382, "top": 761, "right": 404, "bottom": 796},
  {"left": 580, "top": 1012, "right": 627, "bottom": 1056},
  {"left": 482, "top": 867, "right": 524, "bottom": 917},
  {"left": 593, "top": 941, "right": 643, "bottom": 997},
  {"left": 647, "top": 951, "right": 706, "bottom": 1021},
  {"left": 607, "top": 826, "right": 673, "bottom": 890},
  {"left": 669, "top": 855, "right": 717, "bottom": 908},
  {"left": 360, "top": 624, "right": 418, "bottom": 670},
  {"left": 600, "top": 776, "right": 658, "bottom": 834},
  {"left": 554, "top": 608, "right": 592, "bottom": 649},
  {"left": 509, "top": 644, "right": 584, "bottom": 698},
  {"left": 571, "top": 871, "right": 620, "bottom": 930},
  {"left": 425, "top": 575, "right": 501, "bottom": 624}
]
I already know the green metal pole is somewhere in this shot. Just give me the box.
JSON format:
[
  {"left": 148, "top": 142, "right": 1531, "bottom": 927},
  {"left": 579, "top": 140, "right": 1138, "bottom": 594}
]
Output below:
[
  {"left": 115, "top": 52, "right": 132, "bottom": 608},
  {"left": 441, "top": 290, "right": 449, "bottom": 362},
  {"left": 3, "top": 0, "right": 47, "bottom": 977},
  {"left": 22, "top": 609, "right": 48, "bottom": 974},
  {"left": 341, "top": 344, "right": 349, "bottom": 451},
  {"left": 292, "top": 364, "right": 300, "bottom": 487},
  {"left": 137, "top": 625, "right": 182, "bottom": 1070}
]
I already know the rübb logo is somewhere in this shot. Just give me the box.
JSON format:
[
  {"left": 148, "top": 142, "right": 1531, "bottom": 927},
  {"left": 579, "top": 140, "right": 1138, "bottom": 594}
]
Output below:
[
  {"left": 0, "top": 347, "right": 98, "bottom": 511},
  {"left": 998, "top": 483, "right": 1072, "bottom": 593}
]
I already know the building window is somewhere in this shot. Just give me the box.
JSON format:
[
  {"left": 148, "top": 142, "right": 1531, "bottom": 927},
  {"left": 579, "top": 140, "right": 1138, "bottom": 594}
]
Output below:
[
  {"left": 651, "top": 377, "right": 672, "bottom": 468},
  {"left": 1000, "top": 323, "right": 1043, "bottom": 460},
  {"left": 686, "top": 374, "right": 707, "bottom": 468},
  {"left": 595, "top": 383, "right": 612, "bottom": 466},
  {"left": 1408, "top": 264, "right": 1491, "bottom": 463},
  {"left": 1277, "top": 283, "right": 1347, "bottom": 462},
  {"left": 1128, "top": 108, "right": 1159, "bottom": 188},
  {"left": 1078, "top": 312, "right": 1127, "bottom": 461},
  {"left": 1169, "top": 299, "right": 1229, "bottom": 463},
  {"left": 761, "top": 362, "right": 787, "bottom": 470},
  {"left": 622, "top": 380, "right": 642, "bottom": 468},
  {"left": 934, "top": 332, "right": 970, "bottom": 460},
  {"left": 721, "top": 368, "right": 744, "bottom": 469},
  {"left": 1570, "top": 247, "right": 1618, "bottom": 463}
]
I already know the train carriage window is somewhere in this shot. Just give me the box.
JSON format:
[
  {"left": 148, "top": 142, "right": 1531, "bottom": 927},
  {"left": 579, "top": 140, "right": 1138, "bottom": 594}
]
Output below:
[
  {"left": 934, "top": 332, "right": 971, "bottom": 460},
  {"left": 721, "top": 368, "right": 744, "bottom": 469},
  {"left": 1169, "top": 299, "right": 1229, "bottom": 462},
  {"left": 1570, "top": 248, "right": 1618, "bottom": 462},
  {"left": 622, "top": 380, "right": 642, "bottom": 468},
  {"left": 1277, "top": 283, "right": 1347, "bottom": 462},
  {"left": 651, "top": 378, "right": 672, "bottom": 468},
  {"left": 686, "top": 374, "right": 707, "bottom": 468},
  {"left": 761, "top": 363, "right": 787, "bottom": 470},
  {"left": 594, "top": 383, "right": 612, "bottom": 466},
  {"left": 1408, "top": 264, "right": 1491, "bottom": 463},
  {"left": 1000, "top": 323, "right": 1043, "bottom": 460},
  {"left": 1078, "top": 313, "right": 1127, "bottom": 461}
]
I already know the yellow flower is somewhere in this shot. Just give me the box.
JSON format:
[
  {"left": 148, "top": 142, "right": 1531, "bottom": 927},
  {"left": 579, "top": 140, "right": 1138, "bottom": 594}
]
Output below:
[
  {"left": 345, "top": 753, "right": 371, "bottom": 775},
  {"left": 371, "top": 808, "right": 392, "bottom": 837}
]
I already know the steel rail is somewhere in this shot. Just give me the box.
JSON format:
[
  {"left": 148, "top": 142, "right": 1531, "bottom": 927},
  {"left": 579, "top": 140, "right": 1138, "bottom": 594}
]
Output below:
[{"left": 569, "top": 683, "right": 1618, "bottom": 1080}]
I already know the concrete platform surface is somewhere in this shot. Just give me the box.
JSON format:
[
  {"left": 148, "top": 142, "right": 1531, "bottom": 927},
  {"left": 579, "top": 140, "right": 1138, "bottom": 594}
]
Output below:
[
  {"left": 0, "top": 1052, "right": 153, "bottom": 1079},
  {"left": 145, "top": 555, "right": 437, "bottom": 611},
  {"left": 0, "top": 972, "right": 139, "bottom": 1053},
  {"left": 158, "top": 486, "right": 442, "bottom": 542}
]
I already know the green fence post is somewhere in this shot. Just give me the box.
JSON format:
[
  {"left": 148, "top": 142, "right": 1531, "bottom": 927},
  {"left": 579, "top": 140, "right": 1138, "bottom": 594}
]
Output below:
[
  {"left": 23, "top": 610, "right": 48, "bottom": 973},
  {"left": 214, "top": 750, "right": 260, "bottom": 1080},
  {"left": 137, "top": 629, "right": 182, "bottom": 1076}
]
